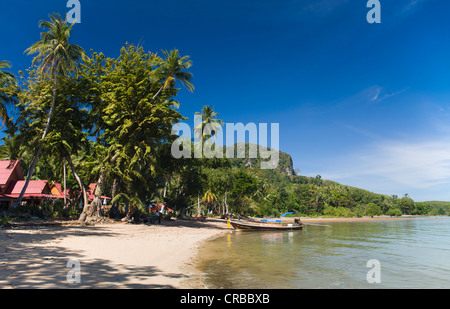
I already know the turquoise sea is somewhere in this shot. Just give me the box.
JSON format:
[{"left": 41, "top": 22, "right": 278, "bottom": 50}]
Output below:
[{"left": 197, "top": 217, "right": 450, "bottom": 289}]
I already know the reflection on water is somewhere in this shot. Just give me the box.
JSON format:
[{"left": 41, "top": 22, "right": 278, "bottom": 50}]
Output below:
[{"left": 197, "top": 217, "right": 450, "bottom": 289}]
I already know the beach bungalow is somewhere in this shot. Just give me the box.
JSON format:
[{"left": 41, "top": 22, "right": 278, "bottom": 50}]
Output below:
[
  {"left": 0, "top": 160, "right": 113, "bottom": 210},
  {"left": 49, "top": 182, "right": 111, "bottom": 205},
  {"left": 0, "top": 160, "right": 23, "bottom": 194},
  {"left": 0, "top": 160, "right": 64, "bottom": 210},
  {"left": 0, "top": 160, "right": 24, "bottom": 209},
  {"left": 50, "top": 182, "right": 67, "bottom": 197},
  {"left": 87, "top": 183, "right": 111, "bottom": 203}
]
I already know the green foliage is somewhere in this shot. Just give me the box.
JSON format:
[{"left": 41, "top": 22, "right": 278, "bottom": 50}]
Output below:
[
  {"left": 5, "top": 19, "right": 447, "bottom": 221},
  {"left": 353, "top": 204, "right": 365, "bottom": 217},
  {"left": 112, "top": 192, "right": 148, "bottom": 218},
  {"left": 194, "top": 105, "right": 223, "bottom": 142},
  {"left": 420, "top": 201, "right": 450, "bottom": 216},
  {"left": 0, "top": 215, "right": 12, "bottom": 227},
  {"left": 232, "top": 170, "right": 257, "bottom": 197},
  {"left": 0, "top": 60, "right": 17, "bottom": 126},
  {"left": 387, "top": 207, "right": 402, "bottom": 217},
  {"left": 324, "top": 205, "right": 355, "bottom": 218},
  {"left": 365, "top": 203, "right": 382, "bottom": 217},
  {"left": 24, "top": 13, "right": 87, "bottom": 76},
  {"left": 397, "top": 195, "right": 415, "bottom": 215}
]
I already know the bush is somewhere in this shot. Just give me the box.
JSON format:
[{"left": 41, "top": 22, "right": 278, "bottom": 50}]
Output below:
[
  {"left": 0, "top": 215, "right": 11, "bottom": 227},
  {"left": 13, "top": 204, "right": 45, "bottom": 218},
  {"left": 387, "top": 207, "right": 402, "bottom": 217},
  {"left": 323, "top": 205, "right": 355, "bottom": 218},
  {"left": 365, "top": 203, "right": 382, "bottom": 217},
  {"left": 323, "top": 205, "right": 336, "bottom": 217},
  {"left": 354, "top": 204, "right": 365, "bottom": 217}
]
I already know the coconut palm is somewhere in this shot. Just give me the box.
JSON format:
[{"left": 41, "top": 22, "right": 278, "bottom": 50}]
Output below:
[
  {"left": 12, "top": 13, "right": 87, "bottom": 209},
  {"left": 202, "top": 189, "right": 218, "bottom": 212},
  {"left": 0, "top": 61, "right": 17, "bottom": 126},
  {"left": 194, "top": 105, "right": 224, "bottom": 142},
  {"left": 111, "top": 193, "right": 147, "bottom": 220},
  {"left": 0, "top": 134, "right": 26, "bottom": 163},
  {"left": 152, "top": 49, "right": 194, "bottom": 99},
  {"left": 0, "top": 61, "right": 17, "bottom": 85}
]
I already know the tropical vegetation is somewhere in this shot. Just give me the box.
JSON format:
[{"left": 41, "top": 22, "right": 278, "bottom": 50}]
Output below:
[{"left": 1, "top": 13, "right": 448, "bottom": 225}]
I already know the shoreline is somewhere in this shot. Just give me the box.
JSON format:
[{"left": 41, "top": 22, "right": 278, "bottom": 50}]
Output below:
[
  {"left": 0, "top": 215, "right": 441, "bottom": 289},
  {"left": 298, "top": 215, "right": 419, "bottom": 223}
]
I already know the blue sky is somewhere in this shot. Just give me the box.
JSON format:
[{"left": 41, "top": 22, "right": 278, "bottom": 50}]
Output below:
[{"left": 2, "top": 0, "right": 450, "bottom": 201}]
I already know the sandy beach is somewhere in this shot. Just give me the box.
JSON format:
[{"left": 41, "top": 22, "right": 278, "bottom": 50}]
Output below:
[
  {"left": 0, "top": 219, "right": 229, "bottom": 289},
  {"left": 0, "top": 216, "right": 414, "bottom": 289}
]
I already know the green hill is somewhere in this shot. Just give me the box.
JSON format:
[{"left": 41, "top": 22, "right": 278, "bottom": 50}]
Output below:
[
  {"left": 224, "top": 142, "right": 295, "bottom": 176},
  {"left": 219, "top": 143, "right": 450, "bottom": 217}
]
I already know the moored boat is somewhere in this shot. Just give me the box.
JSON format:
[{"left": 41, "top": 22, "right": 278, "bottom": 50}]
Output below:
[{"left": 229, "top": 218, "right": 303, "bottom": 231}]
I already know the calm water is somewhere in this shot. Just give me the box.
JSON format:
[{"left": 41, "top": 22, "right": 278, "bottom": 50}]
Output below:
[{"left": 197, "top": 217, "right": 450, "bottom": 288}]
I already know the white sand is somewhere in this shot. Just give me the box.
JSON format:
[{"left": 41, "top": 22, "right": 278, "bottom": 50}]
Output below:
[{"left": 0, "top": 219, "right": 228, "bottom": 289}]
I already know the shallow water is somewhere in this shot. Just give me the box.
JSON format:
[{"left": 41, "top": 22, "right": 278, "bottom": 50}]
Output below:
[{"left": 197, "top": 217, "right": 450, "bottom": 288}]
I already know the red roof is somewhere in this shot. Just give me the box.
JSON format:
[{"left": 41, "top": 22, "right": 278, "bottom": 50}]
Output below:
[
  {"left": 53, "top": 182, "right": 62, "bottom": 193},
  {"left": 0, "top": 160, "right": 19, "bottom": 184},
  {"left": 8, "top": 180, "right": 50, "bottom": 195},
  {"left": 0, "top": 160, "right": 23, "bottom": 190},
  {"left": 0, "top": 160, "right": 111, "bottom": 202},
  {"left": 87, "top": 183, "right": 111, "bottom": 201},
  {"left": 2, "top": 193, "right": 62, "bottom": 199},
  {"left": 0, "top": 180, "right": 59, "bottom": 199},
  {"left": 52, "top": 182, "right": 111, "bottom": 201}
]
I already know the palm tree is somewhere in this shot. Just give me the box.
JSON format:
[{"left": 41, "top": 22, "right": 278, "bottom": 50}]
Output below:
[
  {"left": 194, "top": 105, "right": 224, "bottom": 142},
  {"left": 12, "top": 13, "right": 87, "bottom": 209},
  {"left": 0, "top": 61, "right": 17, "bottom": 85},
  {"left": 0, "top": 61, "right": 17, "bottom": 127},
  {"left": 111, "top": 193, "right": 147, "bottom": 220},
  {"left": 152, "top": 49, "right": 194, "bottom": 99},
  {"left": 202, "top": 189, "right": 218, "bottom": 213}
]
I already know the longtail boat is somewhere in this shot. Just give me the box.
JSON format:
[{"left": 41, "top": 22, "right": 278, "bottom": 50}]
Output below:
[{"left": 229, "top": 218, "right": 303, "bottom": 231}]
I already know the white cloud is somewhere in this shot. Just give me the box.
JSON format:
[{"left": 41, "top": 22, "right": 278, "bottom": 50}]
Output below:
[
  {"left": 357, "top": 139, "right": 450, "bottom": 188},
  {"left": 320, "top": 136, "right": 450, "bottom": 201},
  {"left": 295, "top": 86, "right": 450, "bottom": 200},
  {"left": 370, "top": 87, "right": 382, "bottom": 102},
  {"left": 403, "top": 0, "right": 424, "bottom": 12},
  {"left": 368, "top": 86, "right": 408, "bottom": 103}
]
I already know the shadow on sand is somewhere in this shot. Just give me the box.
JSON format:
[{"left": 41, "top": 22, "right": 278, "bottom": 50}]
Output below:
[{"left": 0, "top": 224, "right": 197, "bottom": 289}]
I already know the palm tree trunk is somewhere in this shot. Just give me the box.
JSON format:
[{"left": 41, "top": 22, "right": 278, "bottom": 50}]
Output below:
[
  {"left": 225, "top": 191, "right": 229, "bottom": 214},
  {"left": 63, "top": 158, "right": 67, "bottom": 208},
  {"left": 152, "top": 85, "right": 165, "bottom": 100},
  {"left": 81, "top": 169, "right": 105, "bottom": 220},
  {"left": 109, "top": 177, "right": 119, "bottom": 218},
  {"left": 65, "top": 155, "right": 88, "bottom": 213},
  {"left": 163, "top": 175, "right": 169, "bottom": 198},
  {"left": 80, "top": 152, "right": 118, "bottom": 221},
  {"left": 11, "top": 69, "right": 58, "bottom": 209}
]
